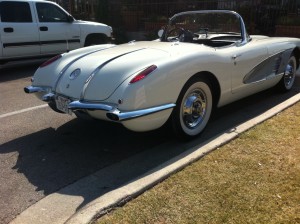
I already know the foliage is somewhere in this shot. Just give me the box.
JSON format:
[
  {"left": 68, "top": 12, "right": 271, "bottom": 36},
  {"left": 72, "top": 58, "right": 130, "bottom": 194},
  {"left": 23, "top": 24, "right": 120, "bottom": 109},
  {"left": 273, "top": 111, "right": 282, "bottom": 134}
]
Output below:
[
  {"left": 96, "top": 0, "right": 109, "bottom": 24},
  {"left": 112, "top": 28, "right": 129, "bottom": 44},
  {"left": 149, "top": 14, "right": 168, "bottom": 23}
]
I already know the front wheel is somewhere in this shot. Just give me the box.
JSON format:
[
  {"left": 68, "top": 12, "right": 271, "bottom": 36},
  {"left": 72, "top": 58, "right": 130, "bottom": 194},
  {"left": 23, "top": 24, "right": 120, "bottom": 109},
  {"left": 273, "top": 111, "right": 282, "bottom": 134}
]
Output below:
[
  {"left": 84, "top": 34, "right": 108, "bottom": 47},
  {"left": 276, "top": 55, "right": 297, "bottom": 92},
  {"left": 171, "top": 77, "right": 213, "bottom": 139}
]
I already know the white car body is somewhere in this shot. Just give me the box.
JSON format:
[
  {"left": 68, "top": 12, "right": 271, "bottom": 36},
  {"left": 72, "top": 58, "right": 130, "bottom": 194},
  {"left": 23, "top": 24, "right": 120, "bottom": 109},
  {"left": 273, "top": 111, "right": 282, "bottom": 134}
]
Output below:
[
  {"left": 0, "top": 0, "right": 112, "bottom": 63},
  {"left": 25, "top": 10, "right": 300, "bottom": 139}
]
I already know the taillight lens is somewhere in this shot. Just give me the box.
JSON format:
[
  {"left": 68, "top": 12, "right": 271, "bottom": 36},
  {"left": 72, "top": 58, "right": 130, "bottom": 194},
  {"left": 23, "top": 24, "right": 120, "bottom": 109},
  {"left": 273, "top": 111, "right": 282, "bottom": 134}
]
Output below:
[
  {"left": 129, "top": 65, "right": 157, "bottom": 84},
  {"left": 40, "top": 54, "right": 62, "bottom": 68}
]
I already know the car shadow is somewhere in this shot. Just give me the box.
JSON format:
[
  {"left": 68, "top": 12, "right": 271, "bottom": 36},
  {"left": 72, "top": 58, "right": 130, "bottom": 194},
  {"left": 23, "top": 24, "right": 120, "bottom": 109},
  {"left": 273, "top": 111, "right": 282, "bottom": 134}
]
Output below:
[
  {"left": 1, "top": 118, "right": 175, "bottom": 195},
  {"left": 0, "top": 59, "right": 46, "bottom": 82},
  {"left": 1, "top": 77, "right": 300, "bottom": 218}
]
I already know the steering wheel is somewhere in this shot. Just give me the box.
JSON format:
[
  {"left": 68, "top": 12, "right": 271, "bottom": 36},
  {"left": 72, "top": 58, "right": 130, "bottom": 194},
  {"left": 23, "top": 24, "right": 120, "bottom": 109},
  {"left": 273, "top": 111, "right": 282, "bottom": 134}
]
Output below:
[{"left": 167, "top": 27, "right": 194, "bottom": 42}]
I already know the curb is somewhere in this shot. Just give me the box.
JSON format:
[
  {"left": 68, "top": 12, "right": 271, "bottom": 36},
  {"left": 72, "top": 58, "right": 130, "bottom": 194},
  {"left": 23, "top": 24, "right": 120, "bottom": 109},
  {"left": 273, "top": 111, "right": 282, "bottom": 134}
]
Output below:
[{"left": 65, "top": 92, "right": 300, "bottom": 224}]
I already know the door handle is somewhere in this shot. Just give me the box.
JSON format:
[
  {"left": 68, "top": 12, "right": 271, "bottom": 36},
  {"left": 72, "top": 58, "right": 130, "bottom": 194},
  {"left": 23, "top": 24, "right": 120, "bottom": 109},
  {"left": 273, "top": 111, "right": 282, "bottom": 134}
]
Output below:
[
  {"left": 40, "top": 26, "right": 48, "bottom": 31},
  {"left": 232, "top": 54, "right": 242, "bottom": 60},
  {"left": 4, "top": 27, "right": 14, "bottom": 33}
]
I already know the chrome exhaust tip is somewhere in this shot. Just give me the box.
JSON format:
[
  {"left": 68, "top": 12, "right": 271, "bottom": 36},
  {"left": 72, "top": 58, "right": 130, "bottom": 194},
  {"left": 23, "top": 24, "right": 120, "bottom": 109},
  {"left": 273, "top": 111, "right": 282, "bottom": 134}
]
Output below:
[{"left": 24, "top": 86, "right": 45, "bottom": 94}]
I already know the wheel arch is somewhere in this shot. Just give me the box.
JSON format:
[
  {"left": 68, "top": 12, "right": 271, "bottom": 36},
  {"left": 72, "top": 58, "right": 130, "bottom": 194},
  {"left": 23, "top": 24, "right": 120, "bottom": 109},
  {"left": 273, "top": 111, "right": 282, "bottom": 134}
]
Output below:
[
  {"left": 170, "top": 70, "right": 219, "bottom": 139},
  {"left": 183, "top": 71, "right": 221, "bottom": 108},
  {"left": 292, "top": 47, "right": 300, "bottom": 68},
  {"left": 84, "top": 33, "right": 109, "bottom": 47}
]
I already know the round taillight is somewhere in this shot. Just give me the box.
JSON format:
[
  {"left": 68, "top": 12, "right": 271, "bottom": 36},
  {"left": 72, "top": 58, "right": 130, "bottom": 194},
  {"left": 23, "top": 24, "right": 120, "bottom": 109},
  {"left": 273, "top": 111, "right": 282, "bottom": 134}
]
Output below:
[{"left": 40, "top": 54, "right": 62, "bottom": 68}]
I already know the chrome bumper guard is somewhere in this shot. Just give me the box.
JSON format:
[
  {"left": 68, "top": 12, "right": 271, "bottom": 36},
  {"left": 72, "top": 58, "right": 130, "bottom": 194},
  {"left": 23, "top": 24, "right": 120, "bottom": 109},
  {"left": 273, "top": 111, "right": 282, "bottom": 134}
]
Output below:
[
  {"left": 69, "top": 100, "right": 176, "bottom": 122},
  {"left": 42, "top": 93, "right": 55, "bottom": 102}
]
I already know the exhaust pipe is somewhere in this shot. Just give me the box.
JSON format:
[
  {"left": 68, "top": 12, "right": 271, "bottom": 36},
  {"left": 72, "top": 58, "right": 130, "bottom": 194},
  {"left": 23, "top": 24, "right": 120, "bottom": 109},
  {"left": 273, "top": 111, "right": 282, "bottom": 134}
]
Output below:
[{"left": 24, "top": 86, "right": 46, "bottom": 94}]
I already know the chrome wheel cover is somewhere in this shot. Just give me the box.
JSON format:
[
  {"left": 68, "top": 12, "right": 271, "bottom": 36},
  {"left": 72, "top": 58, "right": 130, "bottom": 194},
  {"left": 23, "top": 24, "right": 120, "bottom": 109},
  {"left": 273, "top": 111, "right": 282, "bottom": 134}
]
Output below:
[
  {"left": 284, "top": 57, "right": 296, "bottom": 90},
  {"left": 182, "top": 89, "right": 207, "bottom": 129}
]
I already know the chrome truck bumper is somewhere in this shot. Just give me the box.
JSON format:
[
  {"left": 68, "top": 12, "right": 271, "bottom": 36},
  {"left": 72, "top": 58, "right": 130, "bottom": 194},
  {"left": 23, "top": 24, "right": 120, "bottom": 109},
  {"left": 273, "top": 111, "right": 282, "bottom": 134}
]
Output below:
[{"left": 24, "top": 85, "right": 176, "bottom": 122}]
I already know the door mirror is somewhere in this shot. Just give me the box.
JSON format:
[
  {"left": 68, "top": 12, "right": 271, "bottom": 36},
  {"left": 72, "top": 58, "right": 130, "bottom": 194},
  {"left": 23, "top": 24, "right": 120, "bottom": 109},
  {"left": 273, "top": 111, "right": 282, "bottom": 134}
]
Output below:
[
  {"left": 67, "top": 15, "right": 74, "bottom": 23},
  {"left": 158, "top": 29, "right": 164, "bottom": 38}
]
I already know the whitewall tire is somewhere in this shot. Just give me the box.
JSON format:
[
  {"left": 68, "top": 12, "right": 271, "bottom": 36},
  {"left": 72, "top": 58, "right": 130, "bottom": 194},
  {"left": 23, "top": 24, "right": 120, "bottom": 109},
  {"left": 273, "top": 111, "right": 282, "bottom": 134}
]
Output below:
[{"left": 172, "top": 77, "right": 213, "bottom": 139}]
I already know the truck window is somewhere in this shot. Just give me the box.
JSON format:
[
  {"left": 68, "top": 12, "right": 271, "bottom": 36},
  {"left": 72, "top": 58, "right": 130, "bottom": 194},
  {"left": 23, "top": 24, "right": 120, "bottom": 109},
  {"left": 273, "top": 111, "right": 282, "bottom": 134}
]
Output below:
[
  {"left": 0, "top": 2, "right": 32, "bottom": 22},
  {"left": 36, "top": 3, "right": 69, "bottom": 23}
]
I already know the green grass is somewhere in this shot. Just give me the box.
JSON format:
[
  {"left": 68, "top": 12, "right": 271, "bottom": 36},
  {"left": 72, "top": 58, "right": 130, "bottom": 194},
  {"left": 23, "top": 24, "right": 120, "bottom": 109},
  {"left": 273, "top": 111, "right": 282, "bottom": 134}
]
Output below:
[{"left": 95, "top": 102, "right": 300, "bottom": 224}]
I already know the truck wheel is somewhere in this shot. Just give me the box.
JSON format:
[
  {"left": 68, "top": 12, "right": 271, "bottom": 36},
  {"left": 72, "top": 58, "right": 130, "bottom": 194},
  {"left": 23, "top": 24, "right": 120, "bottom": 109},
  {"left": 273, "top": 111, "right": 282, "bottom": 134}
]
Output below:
[{"left": 84, "top": 34, "right": 107, "bottom": 46}]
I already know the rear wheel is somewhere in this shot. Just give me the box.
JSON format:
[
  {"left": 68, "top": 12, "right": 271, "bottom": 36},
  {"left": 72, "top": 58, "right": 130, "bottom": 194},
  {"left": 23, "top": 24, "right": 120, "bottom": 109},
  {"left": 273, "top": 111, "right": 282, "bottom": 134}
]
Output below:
[
  {"left": 171, "top": 77, "right": 213, "bottom": 139},
  {"left": 276, "top": 55, "right": 297, "bottom": 92}
]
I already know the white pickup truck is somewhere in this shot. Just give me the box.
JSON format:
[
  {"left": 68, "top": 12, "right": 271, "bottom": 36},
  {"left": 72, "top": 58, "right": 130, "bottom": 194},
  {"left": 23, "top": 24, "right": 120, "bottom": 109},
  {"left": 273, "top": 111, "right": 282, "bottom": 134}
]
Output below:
[{"left": 0, "top": 0, "right": 113, "bottom": 64}]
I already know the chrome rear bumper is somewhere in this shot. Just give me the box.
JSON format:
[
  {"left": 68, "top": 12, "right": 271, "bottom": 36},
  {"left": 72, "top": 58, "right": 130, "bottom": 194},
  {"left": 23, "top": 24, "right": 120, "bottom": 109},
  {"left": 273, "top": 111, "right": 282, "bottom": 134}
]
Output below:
[
  {"left": 70, "top": 100, "right": 175, "bottom": 121},
  {"left": 24, "top": 85, "right": 176, "bottom": 122}
]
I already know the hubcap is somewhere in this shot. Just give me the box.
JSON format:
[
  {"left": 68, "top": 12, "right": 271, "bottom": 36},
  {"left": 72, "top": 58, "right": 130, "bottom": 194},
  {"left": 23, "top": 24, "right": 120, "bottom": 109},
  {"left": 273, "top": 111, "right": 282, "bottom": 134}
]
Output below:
[
  {"left": 284, "top": 59, "right": 295, "bottom": 89},
  {"left": 182, "top": 90, "right": 207, "bottom": 129}
]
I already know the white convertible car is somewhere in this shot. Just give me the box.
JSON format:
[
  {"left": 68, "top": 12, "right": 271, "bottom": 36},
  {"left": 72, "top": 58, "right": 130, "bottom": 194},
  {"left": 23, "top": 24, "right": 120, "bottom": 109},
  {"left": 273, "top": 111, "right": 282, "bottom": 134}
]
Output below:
[{"left": 25, "top": 10, "right": 300, "bottom": 139}]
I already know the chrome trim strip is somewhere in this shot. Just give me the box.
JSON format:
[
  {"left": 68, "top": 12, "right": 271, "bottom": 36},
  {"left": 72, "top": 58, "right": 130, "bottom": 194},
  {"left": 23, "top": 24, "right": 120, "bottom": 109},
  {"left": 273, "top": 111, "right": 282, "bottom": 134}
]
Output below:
[
  {"left": 243, "top": 48, "right": 293, "bottom": 84},
  {"left": 107, "top": 103, "right": 176, "bottom": 121},
  {"left": 68, "top": 100, "right": 114, "bottom": 111}
]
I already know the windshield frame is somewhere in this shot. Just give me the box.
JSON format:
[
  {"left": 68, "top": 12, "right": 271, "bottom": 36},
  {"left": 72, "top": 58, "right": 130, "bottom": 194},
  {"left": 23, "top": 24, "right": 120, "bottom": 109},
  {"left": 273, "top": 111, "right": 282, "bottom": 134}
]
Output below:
[{"left": 161, "top": 10, "right": 249, "bottom": 45}]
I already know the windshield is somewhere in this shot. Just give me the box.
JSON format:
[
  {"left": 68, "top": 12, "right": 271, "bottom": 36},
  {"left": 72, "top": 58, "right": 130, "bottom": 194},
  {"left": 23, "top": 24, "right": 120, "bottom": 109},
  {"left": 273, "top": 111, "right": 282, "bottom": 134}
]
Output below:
[{"left": 162, "top": 11, "right": 243, "bottom": 43}]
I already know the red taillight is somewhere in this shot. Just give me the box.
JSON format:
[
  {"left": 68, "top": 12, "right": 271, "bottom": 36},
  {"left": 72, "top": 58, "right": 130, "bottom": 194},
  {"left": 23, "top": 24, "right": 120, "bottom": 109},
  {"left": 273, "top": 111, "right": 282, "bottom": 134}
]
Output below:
[
  {"left": 40, "top": 54, "right": 62, "bottom": 68},
  {"left": 129, "top": 65, "right": 157, "bottom": 84}
]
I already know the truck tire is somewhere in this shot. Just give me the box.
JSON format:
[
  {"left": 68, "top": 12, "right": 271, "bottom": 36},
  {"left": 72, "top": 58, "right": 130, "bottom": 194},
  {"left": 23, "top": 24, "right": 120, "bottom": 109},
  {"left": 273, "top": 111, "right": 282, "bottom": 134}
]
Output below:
[{"left": 84, "top": 34, "right": 108, "bottom": 46}]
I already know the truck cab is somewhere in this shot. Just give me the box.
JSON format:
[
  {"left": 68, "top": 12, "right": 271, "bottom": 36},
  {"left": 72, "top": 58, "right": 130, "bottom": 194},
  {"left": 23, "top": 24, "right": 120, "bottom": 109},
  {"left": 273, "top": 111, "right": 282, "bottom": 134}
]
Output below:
[{"left": 0, "top": 0, "right": 112, "bottom": 63}]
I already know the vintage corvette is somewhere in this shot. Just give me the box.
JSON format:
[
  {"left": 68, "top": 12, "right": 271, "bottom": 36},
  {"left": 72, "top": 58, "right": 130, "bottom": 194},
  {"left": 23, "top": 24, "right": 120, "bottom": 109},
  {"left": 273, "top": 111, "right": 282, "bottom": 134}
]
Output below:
[{"left": 24, "top": 10, "right": 300, "bottom": 139}]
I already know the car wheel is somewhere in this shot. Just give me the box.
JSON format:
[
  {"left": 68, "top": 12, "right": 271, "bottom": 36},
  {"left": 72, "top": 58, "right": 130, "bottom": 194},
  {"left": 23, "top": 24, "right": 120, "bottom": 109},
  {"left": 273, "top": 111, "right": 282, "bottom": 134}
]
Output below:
[
  {"left": 277, "top": 55, "right": 297, "bottom": 92},
  {"left": 84, "top": 34, "right": 107, "bottom": 47},
  {"left": 172, "top": 77, "right": 213, "bottom": 139}
]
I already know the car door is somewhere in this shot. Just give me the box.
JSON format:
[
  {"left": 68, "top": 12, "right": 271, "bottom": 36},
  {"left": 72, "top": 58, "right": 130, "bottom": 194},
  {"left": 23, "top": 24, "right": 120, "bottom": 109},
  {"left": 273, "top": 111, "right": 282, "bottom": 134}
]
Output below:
[
  {"left": 35, "top": 2, "right": 81, "bottom": 54},
  {"left": 227, "top": 42, "right": 269, "bottom": 94},
  {"left": 0, "top": 1, "right": 40, "bottom": 58}
]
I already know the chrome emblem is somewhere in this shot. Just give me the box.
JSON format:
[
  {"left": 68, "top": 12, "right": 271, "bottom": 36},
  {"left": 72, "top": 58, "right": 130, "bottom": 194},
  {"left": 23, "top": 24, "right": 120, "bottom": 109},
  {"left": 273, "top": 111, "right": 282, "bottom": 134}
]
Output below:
[{"left": 69, "top": 68, "right": 81, "bottom": 80}]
